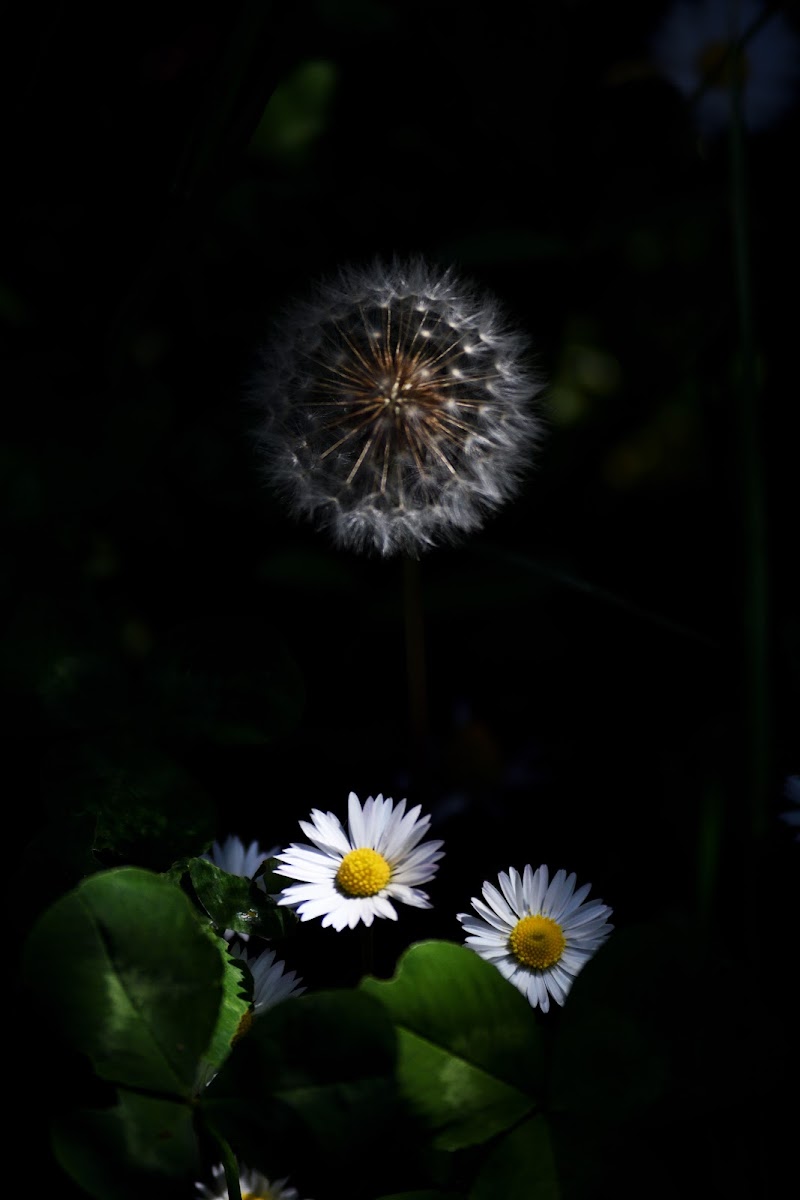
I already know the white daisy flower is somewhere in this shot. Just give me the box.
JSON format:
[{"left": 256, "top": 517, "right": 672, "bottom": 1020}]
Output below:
[
  {"left": 457, "top": 864, "right": 613, "bottom": 1013},
  {"left": 274, "top": 791, "right": 445, "bottom": 931},
  {"left": 196, "top": 1161, "right": 307, "bottom": 1200},
  {"left": 229, "top": 939, "right": 306, "bottom": 1015},
  {"left": 780, "top": 774, "right": 800, "bottom": 842},
  {"left": 650, "top": 0, "right": 800, "bottom": 138}
]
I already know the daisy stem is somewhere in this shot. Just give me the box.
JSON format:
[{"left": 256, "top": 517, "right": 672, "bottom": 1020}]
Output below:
[
  {"left": 197, "top": 1113, "right": 242, "bottom": 1200},
  {"left": 360, "top": 922, "right": 375, "bottom": 977},
  {"left": 727, "top": 45, "right": 769, "bottom": 852},
  {"left": 726, "top": 47, "right": 770, "bottom": 1195}
]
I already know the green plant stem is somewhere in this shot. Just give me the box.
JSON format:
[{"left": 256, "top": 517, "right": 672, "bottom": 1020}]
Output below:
[
  {"left": 403, "top": 555, "right": 429, "bottom": 791},
  {"left": 728, "top": 60, "right": 769, "bottom": 850}
]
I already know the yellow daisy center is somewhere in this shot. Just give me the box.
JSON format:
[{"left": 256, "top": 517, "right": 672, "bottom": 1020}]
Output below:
[
  {"left": 509, "top": 914, "right": 566, "bottom": 970},
  {"left": 335, "top": 847, "right": 391, "bottom": 896}
]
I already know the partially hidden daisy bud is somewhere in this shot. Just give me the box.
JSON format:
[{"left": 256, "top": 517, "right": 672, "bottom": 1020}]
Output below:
[
  {"left": 229, "top": 938, "right": 306, "bottom": 1016},
  {"left": 457, "top": 864, "right": 613, "bottom": 1013},
  {"left": 274, "top": 791, "right": 445, "bottom": 931},
  {"left": 195, "top": 1161, "right": 308, "bottom": 1200},
  {"left": 250, "top": 256, "right": 545, "bottom": 557},
  {"left": 204, "top": 834, "right": 280, "bottom": 885}
]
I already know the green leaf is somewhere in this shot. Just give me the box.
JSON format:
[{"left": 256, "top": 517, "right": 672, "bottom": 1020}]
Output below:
[
  {"left": 377, "top": 1194, "right": 464, "bottom": 1200},
  {"left": 186, "top": 855, "right": 294, "bottom": 940},
  {"left": 52, "top": 1091, "right": 199, "bottom": 1200},
  {"left": 205, "top": 990, "right": 425, "bottom": 1194},
  {"left": 361, "top": 941, "right": 542, "bottom": 1150},
  {"left": 194, "top": 945, "right": 252, "bottom": 1094},
  {"left": 547, "top": 925, "right": 672, "bottom": 1121},
  {"left": 469, "top": 1116, "right": 560, "bottom": 1200},
  {"left": 23, "top": 867, "right": 229, "bottom": 1096},
  {"left": 249, "top": 59, "right": 338, "bottom": 163}
]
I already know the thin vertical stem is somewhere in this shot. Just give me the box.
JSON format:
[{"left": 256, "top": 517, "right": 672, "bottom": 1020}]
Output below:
[
  {"left": 403, "top": 555, "right": 429, "bottom": 791},
  {"left": 727, "top": 23, "right": 769, "bottom": 849},
  {"left": 360, "top": 923, "right": 374, "bottom": 979},
  {"left": 726, "top": 14, "right": 769, "bottom": 1191}
]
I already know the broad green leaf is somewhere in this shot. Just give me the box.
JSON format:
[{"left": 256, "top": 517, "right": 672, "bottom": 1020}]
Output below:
[
  {"left": 548, "top": 925, "right": 672, "bottom": 1120},
  {"left": 194, "top": 945, "right": 252, "bottom": 1094},
  {"left": 205, "top": 990, "right": 426, "bottom": 1193},
  {"left": 23, "top": 867, "right": 228, "bottom": 1096},
  {"left": 52, "top": 1090, "right": 198, "bottom": 1200},
  {"left": 186, "top": 856, "right": 294, "bottom": 940},
  {"left": 361, "top": 941, "right": 542, "bottom": 1150},
  {"left": 378, "top": 1193, "right": 464, "bottom": 1200},
  {"left": 469, "top": 1116, "right": 560, "bottom": 1200}
]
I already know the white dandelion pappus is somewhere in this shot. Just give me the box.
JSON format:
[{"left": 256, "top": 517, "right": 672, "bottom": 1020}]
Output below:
[
  {"left": 196, "top": 1161, "right": 306, "bottom": 1200},
  {"left": 251, "top": 256, "right": 545, "bottom": 557},
  {"left": 457, "top": 864, "right": 613, "bottom": 1013},
  {"left": 228, "top": 938, "right": 306, "bottom": 1015},
  {"left": 274, "top": 791, "right": 445, "bottom": 931}
]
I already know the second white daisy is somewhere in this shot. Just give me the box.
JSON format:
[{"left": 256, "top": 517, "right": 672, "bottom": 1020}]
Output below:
[
  {"left": 274, "top": 791, "right": 444, "bottom": 931},
  {"left": 457, "top": 864, "right": 613, "bottom": 1013},
  {"left": 196, "top": 1161, "right": 306, "bottom": 1200}
]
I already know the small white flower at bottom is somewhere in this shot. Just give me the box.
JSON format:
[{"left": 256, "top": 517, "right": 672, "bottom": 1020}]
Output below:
[
  {"left": 228, "top": 939, "right": 306, "bottom": 1015},
  {"left": 195, "top": 1161, "right": 307, "bottom": 1200},
  {"left": 274, "top": 791, "right": 444, "bottom": 931},
  {"left": 457, "top": 864, "right": 613, "bottom": 1013}
]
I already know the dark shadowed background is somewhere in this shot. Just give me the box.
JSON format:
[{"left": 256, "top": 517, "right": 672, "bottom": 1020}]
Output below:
[{"left": 3, "top": 1, "right": 799, "bottom": 1194}]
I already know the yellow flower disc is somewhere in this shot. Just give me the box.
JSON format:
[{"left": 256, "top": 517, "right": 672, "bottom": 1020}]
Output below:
[
  {"left": 509, "top": 914, "right": 566, "bottom": 970},
  {"left": 336, "top": 847, "right": 391, "bottom": 896}
]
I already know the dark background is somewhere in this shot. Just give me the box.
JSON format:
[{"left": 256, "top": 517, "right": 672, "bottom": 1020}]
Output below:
[{"left": 2, "top": 3, "right": 799, "bottom": 1188}]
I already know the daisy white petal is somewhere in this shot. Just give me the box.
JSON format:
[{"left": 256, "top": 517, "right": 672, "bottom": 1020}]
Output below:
[
  {"left": 650, "top": 0, "right": 800, "bottom": 138},
  {"left": 204, "top": 834, "right": 280, "bottom": 882},
  {"left": 457, "top": 864, "right": 613, "bottom": 1012},
  {"left": 195, "top": 1160, "right": 307, "bottom": 1200},
  {"left": 780, "top": 775, "right": 800, "bottom": 842},
  {"left": 229, "top": 940, "right": 305, "bottom": 1016},
  {"left": 276, "top": 791, "right": 443, "bottom": 931}
]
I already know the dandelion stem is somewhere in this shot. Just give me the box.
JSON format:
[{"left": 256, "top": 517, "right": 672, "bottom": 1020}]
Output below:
[{"left": 403, "top": 554, "right": 430, "bottom": 791}]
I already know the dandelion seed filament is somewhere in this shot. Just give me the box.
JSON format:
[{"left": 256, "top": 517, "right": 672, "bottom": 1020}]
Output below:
[{"left": 253, "top": 257, "right": 543, "bottom": 555}]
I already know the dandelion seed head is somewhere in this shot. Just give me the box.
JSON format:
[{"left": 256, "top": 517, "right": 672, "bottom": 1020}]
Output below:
[{"left": 251, "top": 257, "right": 545, "bottom": 557}]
